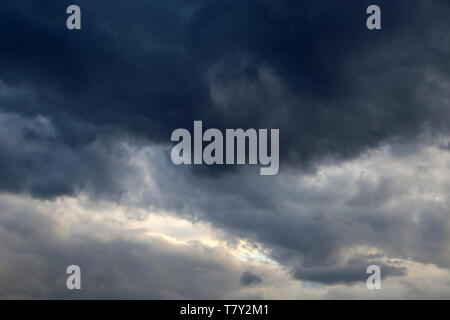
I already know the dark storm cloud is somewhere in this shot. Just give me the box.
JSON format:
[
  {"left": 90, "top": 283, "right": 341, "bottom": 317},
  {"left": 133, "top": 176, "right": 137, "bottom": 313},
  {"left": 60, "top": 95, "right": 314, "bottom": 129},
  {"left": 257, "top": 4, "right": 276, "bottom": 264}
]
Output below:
[
  {"left": 0, "top": 0, "right": 449, "bottom": 291},
  {"left": 0, "top": 110, "right": 138, "bottom": 199},
  {"left": 294, "top": 257, "right": 406, "bottom": 285},
  {"left": 0, "top": 0, "right": 449, "bottom": 194},
  {"left": 240, "top": 271, "right": 262, "bottom": 286}
]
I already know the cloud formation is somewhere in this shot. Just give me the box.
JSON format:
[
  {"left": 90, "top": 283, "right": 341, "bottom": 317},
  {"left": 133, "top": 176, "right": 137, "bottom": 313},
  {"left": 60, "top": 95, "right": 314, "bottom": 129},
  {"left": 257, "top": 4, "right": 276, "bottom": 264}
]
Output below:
[
  {"left": 240, "top": 271, "right": 263, "bottom": 287},
  {"left": 0, "top": 0, "right": 448, "bottom": 185},
  {"left": 0, "top": 0, "right": 449, "bottom": 298}
]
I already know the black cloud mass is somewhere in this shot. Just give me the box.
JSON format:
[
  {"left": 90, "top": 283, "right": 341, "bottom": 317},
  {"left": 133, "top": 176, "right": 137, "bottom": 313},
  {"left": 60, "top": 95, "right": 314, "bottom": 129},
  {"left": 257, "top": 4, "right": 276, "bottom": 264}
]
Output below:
[{"left": 0, "top": 0, "right": 449, "bottom": 298}]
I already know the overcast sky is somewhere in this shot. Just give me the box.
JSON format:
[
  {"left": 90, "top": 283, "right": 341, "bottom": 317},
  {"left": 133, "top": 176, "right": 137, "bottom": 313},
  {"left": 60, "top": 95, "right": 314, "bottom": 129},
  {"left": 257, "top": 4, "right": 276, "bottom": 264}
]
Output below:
[{"left": 0, "top": 0, "right": 449, "bottom": 299}]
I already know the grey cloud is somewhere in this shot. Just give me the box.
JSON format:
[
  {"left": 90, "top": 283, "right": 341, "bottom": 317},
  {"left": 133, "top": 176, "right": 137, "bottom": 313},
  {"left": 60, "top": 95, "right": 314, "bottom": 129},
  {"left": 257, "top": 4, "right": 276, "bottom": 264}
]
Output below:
[
  {"left": 240, "top": 271, "right": 262, "bottom": 287},
  {"left": 0, "top": 0, "right": 448, "bottom": 189},
  {"left": 0, "top": 196, "right": 247, "bottom": 299},
  {"left": 0, "top": 0, "right": 449, "bottom": 298},
  {"left": 125, "top": 140, "right": 449, "bottom": 285},
  {"left": 294, "top": 257, "right": 406, "bottom": 285},
  {"left": 0, "top": 110, "right": 139, "bottom": 199}
]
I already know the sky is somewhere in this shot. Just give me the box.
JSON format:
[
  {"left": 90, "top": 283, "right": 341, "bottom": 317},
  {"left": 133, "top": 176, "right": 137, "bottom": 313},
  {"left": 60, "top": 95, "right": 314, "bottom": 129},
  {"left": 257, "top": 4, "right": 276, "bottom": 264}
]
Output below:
[{"left": 0, "top": 0, "right": 449, "bottom": 299}]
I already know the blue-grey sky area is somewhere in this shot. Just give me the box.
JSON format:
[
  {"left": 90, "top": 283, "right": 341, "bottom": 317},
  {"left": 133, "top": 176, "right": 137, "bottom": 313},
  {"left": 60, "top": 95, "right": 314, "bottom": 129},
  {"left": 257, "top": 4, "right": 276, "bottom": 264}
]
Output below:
[{"left": 0, "top": 0, "right": 449, "bottom": 298}]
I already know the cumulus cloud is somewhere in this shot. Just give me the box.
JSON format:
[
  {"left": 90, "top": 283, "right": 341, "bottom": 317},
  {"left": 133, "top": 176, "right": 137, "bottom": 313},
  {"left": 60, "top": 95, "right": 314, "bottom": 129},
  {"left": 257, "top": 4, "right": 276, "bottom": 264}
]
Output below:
[
  {"left": 113, "top": 135, "right": 450, "bottom": 287},
  {"left": 0, "top": 194, "right": 274, "bottom": 299},
  {"left": 0, "top": 137, "right": 449, "bottom": 298}
]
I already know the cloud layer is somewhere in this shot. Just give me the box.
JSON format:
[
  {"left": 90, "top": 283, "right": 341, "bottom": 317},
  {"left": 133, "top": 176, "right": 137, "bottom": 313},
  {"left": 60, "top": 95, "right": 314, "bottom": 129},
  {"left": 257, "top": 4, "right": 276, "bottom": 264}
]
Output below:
[{"left": 0, "top": 0, "right": 449, "bottom": 298}]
